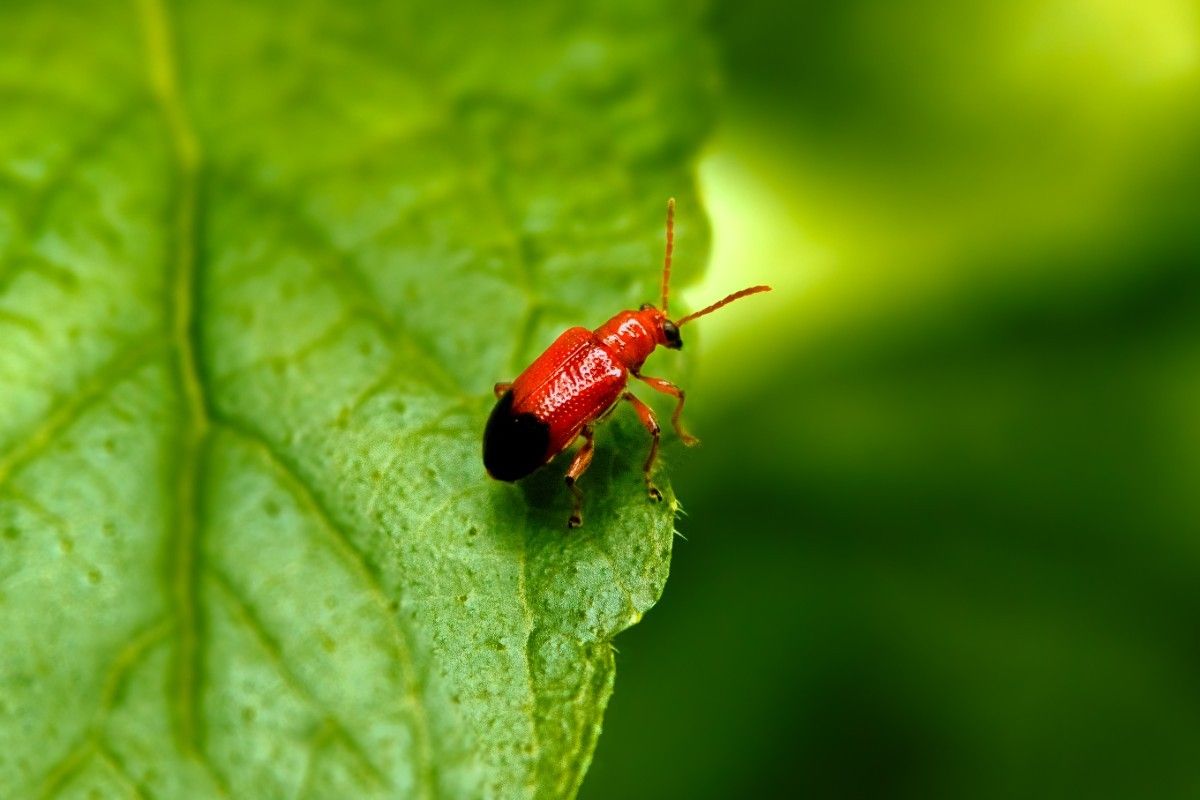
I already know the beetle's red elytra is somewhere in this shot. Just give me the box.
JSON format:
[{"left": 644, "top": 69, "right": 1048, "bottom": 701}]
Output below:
[{"left": 483, "top": 198, "right": 771, "bottom": 527}]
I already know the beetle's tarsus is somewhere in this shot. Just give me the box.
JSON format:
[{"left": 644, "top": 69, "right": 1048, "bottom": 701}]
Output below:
[
  {"left": 648, "top": 485, "right": 663, "bottom": 502},
  {"left": 566, "top": 478, "right": 585, "bottom": 527}
]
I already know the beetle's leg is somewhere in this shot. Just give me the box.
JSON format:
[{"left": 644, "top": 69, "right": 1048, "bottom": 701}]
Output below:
[
  {"left": 564, "top": 426, "right": 595, "bottom": 528},
  {"left": 632, "top": 373, "right": 699, "bottom": 446},
  {"left": 623, "top": 392, "right": 663, "bottom": 501},
  {"left": 493, "top": 381, "right": 513, "bottom": 398}
]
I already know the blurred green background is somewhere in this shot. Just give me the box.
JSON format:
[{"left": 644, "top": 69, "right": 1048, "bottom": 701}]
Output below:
[{"left": 584, "top": 1, "right": 1200, "bottom": 798}]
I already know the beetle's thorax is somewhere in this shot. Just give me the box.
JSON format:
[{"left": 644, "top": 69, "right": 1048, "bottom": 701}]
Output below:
[{"left": 594, "top": 308, "right": 664, "bottom": 371}]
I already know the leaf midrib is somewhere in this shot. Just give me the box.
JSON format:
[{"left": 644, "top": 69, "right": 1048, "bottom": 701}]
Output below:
[
  {"left": 131, "top": 2, "right": 449, "bottom": 796},
  {"left": 135, "top": 0, "right": 209, "bottom": 756}
]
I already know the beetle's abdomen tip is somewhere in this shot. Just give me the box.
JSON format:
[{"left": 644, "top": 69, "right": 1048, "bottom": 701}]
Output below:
[
  {"left": 482, "top": 390, "right": 551, "bottom": 482},
  {"left": 484, "top": 466, "right": 518, "bottom": 483}
]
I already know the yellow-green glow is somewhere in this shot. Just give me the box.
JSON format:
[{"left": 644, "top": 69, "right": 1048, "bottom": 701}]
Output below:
[{"left": 690, "top": 135, "right": 831, "bottom": 393}]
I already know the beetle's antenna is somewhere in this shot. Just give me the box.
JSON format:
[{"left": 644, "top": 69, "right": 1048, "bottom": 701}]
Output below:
[
  {"left": 676, "top": 285, "right": 772, "bottom": 326},
  {"left": 661, "top": 198, "right": 675, "bottom": 315}
]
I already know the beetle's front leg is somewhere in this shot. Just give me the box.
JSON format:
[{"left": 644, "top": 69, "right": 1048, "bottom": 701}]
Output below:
[
  {"left": 633, "top": 373, "right": 698, "bottom": 446},
  {"left": 564, "top": 426, "right": 595, "bottom": 528},
  {"left": 622, "top": 392, "right": 663, "bottom": 502},
  {"left": 493, "top": 381, "right": 513, "bottom": 398}
]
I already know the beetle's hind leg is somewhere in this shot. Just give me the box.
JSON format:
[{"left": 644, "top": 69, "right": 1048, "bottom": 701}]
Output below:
[
  {"left": 623, "top": 392, "right": 663, "bottom": 502},
  {"left": 564, "top": 426, "right": 595, "bottom": 528}
]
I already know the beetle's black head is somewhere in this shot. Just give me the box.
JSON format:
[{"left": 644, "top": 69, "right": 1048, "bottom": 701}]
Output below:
[
  {"left": 635, "top": 303, "right": 683, "bottom": 350},
  {"left": 661, "top": 319, "right": 683, "bottom": 349}
]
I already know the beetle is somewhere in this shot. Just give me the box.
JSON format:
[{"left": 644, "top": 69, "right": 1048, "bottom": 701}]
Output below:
[{"left": 483, "top": 198, "right": 771, "bottom": 527}]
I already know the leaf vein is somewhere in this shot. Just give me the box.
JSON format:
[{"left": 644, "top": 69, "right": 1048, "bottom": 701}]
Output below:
[
  {"left": 216, "top": 173, "right": 466, "bottom": 398},
  {"left": 215, "top": 419, "right": 438, "bottom": 799},
  {"left": 0, "top": 339, "right": 159, "bottom": 490},
  {"left": 205, "top": 568, "right": 390, "bottom": 790},
  {"left": 94, "top": 741, "right": 148, "bottom": 800},
  {"left": 134, "top": 0, "right": 211, "bottom": 755}
]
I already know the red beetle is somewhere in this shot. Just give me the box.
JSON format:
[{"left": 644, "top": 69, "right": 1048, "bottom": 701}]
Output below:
[{"left": 483, "top": 199, "right": 771, "bottom": 527}]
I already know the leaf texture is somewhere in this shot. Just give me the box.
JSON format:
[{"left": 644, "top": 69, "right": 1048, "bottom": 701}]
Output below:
[{"left": 0, "top": 0, "right": 714, "bottom": 797}]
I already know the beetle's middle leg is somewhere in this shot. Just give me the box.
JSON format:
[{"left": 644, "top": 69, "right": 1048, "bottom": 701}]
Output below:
[
  {"left": 564, "top": 425, "right": 595, "bottom": 528},
  {"left": 623, "top": 392, "right": 663, "bottom": 502}
]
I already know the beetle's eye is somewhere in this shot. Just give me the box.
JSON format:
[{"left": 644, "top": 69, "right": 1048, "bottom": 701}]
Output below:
[{"left": 662, "top": 320, "right": 682, "bottom": 349}]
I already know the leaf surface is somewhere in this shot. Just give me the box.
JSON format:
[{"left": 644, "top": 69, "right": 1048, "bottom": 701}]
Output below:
[{"left": 0, "top": 1, "right": 713, "bottom": 797}]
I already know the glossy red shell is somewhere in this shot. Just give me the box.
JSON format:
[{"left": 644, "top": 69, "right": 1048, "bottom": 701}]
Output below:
[
  {"left": 485, "top": 307, "right": 671, "bottom": 480},
  {"left": 508, "top": 326, "right": 629, "bottom": 461}
]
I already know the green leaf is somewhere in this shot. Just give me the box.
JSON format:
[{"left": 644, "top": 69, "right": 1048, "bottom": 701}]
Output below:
[{"left": 0, "top": 1, "right": 714, "bottom": 797}]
